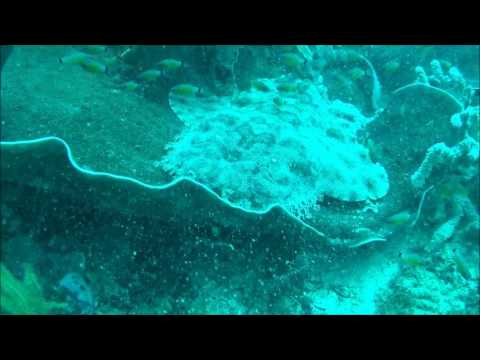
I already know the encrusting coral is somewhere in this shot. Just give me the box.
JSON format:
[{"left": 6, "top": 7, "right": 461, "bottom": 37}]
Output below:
[{"left": 410, "top": 136, "right": 479, "bottom": 189}]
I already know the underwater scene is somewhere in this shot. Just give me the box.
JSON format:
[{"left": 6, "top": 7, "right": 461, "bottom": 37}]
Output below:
[{"left": 0, "top": 45, "right": 478, "bottom": 315}]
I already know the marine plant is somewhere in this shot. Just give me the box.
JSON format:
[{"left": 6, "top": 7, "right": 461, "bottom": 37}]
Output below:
[{"left": 0, "top": 263, "right": 68, "bottom": 315}]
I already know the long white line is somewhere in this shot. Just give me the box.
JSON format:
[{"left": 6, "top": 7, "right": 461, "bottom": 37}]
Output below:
[{"left": 1, "top": 136, "right": 327, "bottom": 239}]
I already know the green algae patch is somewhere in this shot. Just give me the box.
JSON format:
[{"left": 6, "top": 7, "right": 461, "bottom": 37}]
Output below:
[{"left": 0, "top": 263, "right": 68, "bottom": 315}]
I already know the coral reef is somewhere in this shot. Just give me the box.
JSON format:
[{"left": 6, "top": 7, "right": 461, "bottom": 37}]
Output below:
[
  {"left": 376, "top": 239, "right": 479, "bottom": 315},
  {"left": 1, "top": 45, "right": 478, "bottom": 314},
  {"left": 414, "top": 59, "right": 469, "bottom": 104},
  {"left": 410, "top": 136, "right": 479, "bottom": 189},
  {"left": 376, "top": 266, "right": 478, "bottom": 315}
]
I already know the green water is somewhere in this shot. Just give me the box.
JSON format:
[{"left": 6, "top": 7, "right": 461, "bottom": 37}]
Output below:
[{"left": 0, "top": 45, "right": 478, "bottom": 314}]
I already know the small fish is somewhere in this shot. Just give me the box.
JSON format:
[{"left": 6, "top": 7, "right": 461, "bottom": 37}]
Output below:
[
  {"left": 386, "top": 210, "right": 412, "bottom": 225},
  {"left": 399, "top": 253, "right": 423, "bottom": 267},
  {"left": 158, "top": 58, "right": 182, "bottom": 71},
  {"left": 325, "top": 127, "right": 345, "bottom": 141},
  {"left": 251, "top": 79, "right": 270, "bottom": 92},
  {"left": 137, "top": 69, "right": 162, "bottom": 82},
  {"left": 348, "top": 67, "right": 366, "bottom": 81},
  {"left": 280, "top": 52, "right": 305, "bottom": 70},
  {"left": 383, "top": 60, "right": 401, "bottom": 74},
  {"left": 232, "top": 93, "right": 252, "bottom": 107},
  {"left": 439, "top": 59, "right": 452, "bottom": 71},
  {"left": 80, "top": 58, "right": 107, "bottom": 74},
  {"left": 124, "top": 80, "right": 140, "bottom": 92},
  {"left": 437, "top": 179, "right": 469, "bottom": 199},
  {"left": 80, "top": 45, "right": 107, "bottom": 55},
  {"left": 273, "top": 96, "right": 284, "bottom": 107},
  {"left": 59, "top": 51, "right": 89, "bottom": 65},
  {"left": 103, "top": 56, "right": 118, "bottom": 66},
  {"left": 279, "top": 45, "right": 296, "bottom": 53},
  {"left": 276, "top": 82, "right": 297, "bottom": 93},
  {"left": 171, "top": 83, "right": 200, "bottom": 97}
]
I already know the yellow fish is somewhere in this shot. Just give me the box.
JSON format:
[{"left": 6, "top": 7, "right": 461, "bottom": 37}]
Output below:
[
  {"left": 273, "top": 96, "right": 284, "bottom": 107},
  {"left": 171, "top": 84, "right": 199, "bottom": 97},
  {"left": 251, "top": 79, "right": 270, "bottom": 92},
  {"left": 439, "top": 60, "right": 452, "bottom": 71},
  {"left": 137, "top": 69, "right": 162, "bottom": 82},
  {"left": 124, "top": 81, "right": 140, "bottom": 92},
  {"left": 158, "top": 58, "right": 182, "bottom": 71},
  {"left": 383, "top": 60, "right": 401, "bottom": 74},
  {"left": 80, "top": 45, "right": 107, "bottom": 54},
  {"left": 400, "top": 253, "right": 423, "bottom": 267},
  {"left": 437, "top": 179, "right": 469, "bottom": 199},
  {"left": 348, "top": 67, "right": 366, "bottom": 81},
  {"left": 280, "top": 52, "right": 305, "bottom": 70},
  {"left": 59, "top": 52, "right": 89, "bottom": 65},
  {"left": 103, "top": 56, "right": 118, "bottom": 66},
  {"left": 80, "top": 59, "right": 107, "bottom": 74},
  {"left": 276, "top": 82, "right": 297, "bottom": 93},
  {"left": 386, "top": 210, "right": 412, "bottom": 225}
]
